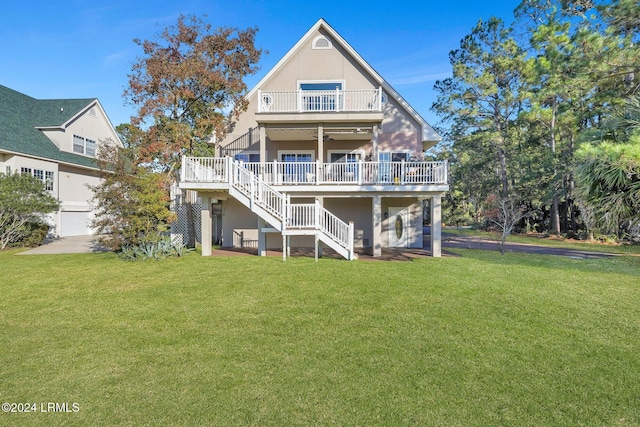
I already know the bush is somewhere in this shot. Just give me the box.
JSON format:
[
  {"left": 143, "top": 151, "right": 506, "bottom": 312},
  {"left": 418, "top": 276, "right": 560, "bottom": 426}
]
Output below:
[
  {"left": 9, "top": 220, "right": 50, "bottom": 248},
  {"left": 0, "top": 173, "right": 59, "bottom": 249},
  {"left": 118, "top": 235, "right": 192, "bottom": 261}
]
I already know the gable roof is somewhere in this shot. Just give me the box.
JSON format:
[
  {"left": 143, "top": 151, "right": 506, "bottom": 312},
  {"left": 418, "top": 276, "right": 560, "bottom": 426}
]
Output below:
[
  {"left": 0, "top": 84, "right": 111, "bottom": 169},
  {"left": 248, "top": 18, "right": 441, "bottom": 146}
]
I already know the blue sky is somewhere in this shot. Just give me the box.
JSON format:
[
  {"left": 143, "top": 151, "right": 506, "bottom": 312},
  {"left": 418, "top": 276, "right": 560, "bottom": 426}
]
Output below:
[{"left": 0, "top": 0, "right": 518, "bottom": 129}]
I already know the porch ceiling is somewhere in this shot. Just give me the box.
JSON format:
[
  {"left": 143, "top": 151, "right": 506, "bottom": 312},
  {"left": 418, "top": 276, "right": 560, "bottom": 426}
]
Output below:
[{"left": 265, "top": 125, "right": 373, "bottom": 142}]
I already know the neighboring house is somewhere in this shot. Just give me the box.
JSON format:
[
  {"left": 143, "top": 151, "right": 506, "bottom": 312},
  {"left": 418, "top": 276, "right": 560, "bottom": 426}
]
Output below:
[
  {"left": 179, "top": 19, "right": 448, "bottom": 259},
  {"left": 0, "top": 84, "right": 122, "bottom": 237}
]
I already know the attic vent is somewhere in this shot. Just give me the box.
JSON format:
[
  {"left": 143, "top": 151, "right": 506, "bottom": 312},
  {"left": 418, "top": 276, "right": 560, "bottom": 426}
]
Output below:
[
  {"left": 312, "top": 35, "right": 332, "bottom": 50},
  {"left": 89, "top": 108, "right": 96, "bottom": 116}
]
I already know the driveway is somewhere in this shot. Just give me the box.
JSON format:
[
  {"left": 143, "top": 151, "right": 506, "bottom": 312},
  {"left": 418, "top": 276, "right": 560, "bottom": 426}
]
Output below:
[
  {"left": 17, "top": 235, "right": 109, "bottom": 255},
  {"left": 435, "top": 229, "right": 617, "bottom": 259}
]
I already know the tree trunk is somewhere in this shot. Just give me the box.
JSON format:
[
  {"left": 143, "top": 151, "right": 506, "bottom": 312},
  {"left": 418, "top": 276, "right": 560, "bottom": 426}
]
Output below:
[
  {"left": 495, "top": 123, "right": 510, "bottom": 198},
  {"left": 549, "top": 98, "right": 561, "bottom": 235},
  {"left": 551, "top": 193, "right": 561, "bottom": 234}
]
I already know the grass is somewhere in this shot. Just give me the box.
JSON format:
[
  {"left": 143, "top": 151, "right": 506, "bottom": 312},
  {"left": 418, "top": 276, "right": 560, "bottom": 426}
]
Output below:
[
  {"left": 1, "top": 248, "right": 640, "bottom": 426},
  {"left": 443, "top": 226, "right": 640, "bottom": 255}
]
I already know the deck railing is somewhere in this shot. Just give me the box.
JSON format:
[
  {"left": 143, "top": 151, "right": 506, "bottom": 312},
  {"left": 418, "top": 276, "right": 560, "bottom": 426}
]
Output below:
[
  {"left": 182, "top": 157, "right": 448, "bottom": 186},
  {"left": 235, "top": 160, "right": 448, "bottom": 186},
  {"left": 257, "top": 88, "right": 382, "bottom": 113},
  {"left": 182, "top": 157, "right": 228, "bottom": 182}
]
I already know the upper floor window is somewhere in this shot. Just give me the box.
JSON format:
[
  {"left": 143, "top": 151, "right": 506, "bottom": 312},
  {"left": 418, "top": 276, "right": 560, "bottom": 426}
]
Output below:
[
  {"left": 73, "top": 135, "right": 96, "bottom": 157},
  {"left": 312, "top": 35, "right": 332, "bottom": 49},
  {"left": 298, "top": 81, "right": 344, "bottom": 112},
  {"left": 21, "top": 167, "right": 54, "bottom": 191}
]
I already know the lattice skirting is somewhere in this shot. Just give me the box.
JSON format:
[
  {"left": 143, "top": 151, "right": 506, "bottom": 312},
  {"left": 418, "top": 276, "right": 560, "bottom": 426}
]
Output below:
[{"left": 171, "top": 203, "right": 202, "bottom": 246}]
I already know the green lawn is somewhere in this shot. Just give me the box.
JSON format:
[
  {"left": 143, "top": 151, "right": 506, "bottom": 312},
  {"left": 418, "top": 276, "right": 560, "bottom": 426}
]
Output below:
[{"left": 1, "top": 248, "right": 640, "bottom": 426}]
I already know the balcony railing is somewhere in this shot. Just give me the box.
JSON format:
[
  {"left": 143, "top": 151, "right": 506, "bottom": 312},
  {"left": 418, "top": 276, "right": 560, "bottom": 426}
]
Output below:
[
  {"left": 182, "top": 157, "right": 448, "bottom": 186},
  {"left": 257, "top": 88, "right": 383, "bottom": 113}
]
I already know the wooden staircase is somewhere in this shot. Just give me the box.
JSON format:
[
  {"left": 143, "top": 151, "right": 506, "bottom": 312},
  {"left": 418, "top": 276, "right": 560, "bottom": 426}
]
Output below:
[{"left": 227, "top": 161, "right": 356, "bottom": 260}]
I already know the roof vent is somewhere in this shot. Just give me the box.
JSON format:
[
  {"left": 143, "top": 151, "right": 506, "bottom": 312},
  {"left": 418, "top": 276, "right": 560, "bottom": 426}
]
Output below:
[{"left": 60, "top": 107, "right": 64, "bottom": 113}]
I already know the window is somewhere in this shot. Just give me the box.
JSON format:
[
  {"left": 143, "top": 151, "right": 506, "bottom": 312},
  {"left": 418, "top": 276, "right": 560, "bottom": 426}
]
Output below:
[
  {"left": 33, "top": 169, "right": 44, "bottom": 182},
  {"left": 73, "top": 135, "right": 85, "bottom": 154},
  {"left": 328, "top": 150, "right": 363, "bottom": 182},
  {"left": 278, "top": 150, "right": 314, "bottom": 183},
  {"left": 379, "top": 152, "right": 410, "bottom": 162},
  {"left": 20, "top": 167, "right": 54, "bottom": 190},
  {"left": 299, "top": 82, "right": 343, "bottom": 112},
  {"left": 85, "top": 138, "right": 96, "bottom": 157},
  {"left": 73, "top": 135, "right": 96, "bottom": 157},
  {"left": 378, "top": 152, "right": 410, "bottom": 183},
  {"left": 329, "top": 152, "right": 362, "bottom": 163},
  {"left": 312, "top": 35, "right": 332, "bottom": 49},
  {"left": 235, "top": 153, "right": 260, "bottom": 163},
  {"left": 45, "top": 171, "right": 55, "bottom": 191}
]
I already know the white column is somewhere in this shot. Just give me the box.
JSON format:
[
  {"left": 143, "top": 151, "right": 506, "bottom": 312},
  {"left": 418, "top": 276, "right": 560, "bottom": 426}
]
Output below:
[
  {"left": 431, "top": 195, "right": 442, "bottom": 257},
  {"left": 257, "top": 217, "right": 266, "bottom": 257},
  {"left": 200, "top": 195, "right": 212, "bottom": 256},
  {"left": 259, "top": 125, "right": 266, "bottom": 162},
  {"left": 372, "top": 195, "right": 382, "bottom": 257},
  {"left": 316, "top": 197, "right": 323, "bottom": 258},
  {"left": 317, "top": 123, "right": 324, "bottom": 163},
  {"left": 372, "top": 123, "right": 379, "bottom": 159}
]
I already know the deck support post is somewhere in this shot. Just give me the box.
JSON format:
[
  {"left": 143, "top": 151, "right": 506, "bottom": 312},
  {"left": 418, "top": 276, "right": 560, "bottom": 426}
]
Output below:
[
  {"left": 282, "top": 234, "right": 287, "bottom": 261},
  {"left": 372, "top": 195, "right": 382, "bottom": 257},
  {"left": 200, "top": 194, "right": 212, "bottom": 256},
  {"left": 258, "top": 218, "right": 267, "bottom": 256},
  {"left": 431, "top": 194, "right": 442, "bottom": 257}
]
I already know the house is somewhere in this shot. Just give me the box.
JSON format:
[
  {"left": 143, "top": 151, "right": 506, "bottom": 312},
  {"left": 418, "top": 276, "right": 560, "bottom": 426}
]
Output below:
[
  {"left": 179, "top": 18, "right": 448, "bottom": 259},
  {"left": 0, "top": 84, "right": 122, "bottom": 236}
]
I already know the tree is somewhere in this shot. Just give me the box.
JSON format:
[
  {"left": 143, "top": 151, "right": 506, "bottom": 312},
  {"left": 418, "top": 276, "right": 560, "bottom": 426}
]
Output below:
[
  {"left": 575, "top": 140, "right": 640, "bottom": 239},
  {"left": 89, "top": 142, "right": 176, "bottom": 251},
  {"left": 125, "top": 14, "right": 263, "bottom": 171},
  {"left": 575, "top": 97, "right": 640, "bottom": 240},
  {"left": 433, "top": 17, "right": 526, "bottom": 200},
  {"left": 484, "top": 194, "right": 533, "bottom": 254},
  {"left": 0, "top": 173, "right": 59, "bottom": 249}
]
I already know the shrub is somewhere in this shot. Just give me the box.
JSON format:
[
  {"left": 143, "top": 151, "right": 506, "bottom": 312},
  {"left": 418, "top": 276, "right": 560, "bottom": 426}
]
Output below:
[
  {"left": 118, "top": 235, "right": 192, "bottom": 261},
  {"left": 9, "top": 220, "right": 50, "bottom": 248},
  {"left": 0, "top": 173, "right": 59, "bottom": 249}
]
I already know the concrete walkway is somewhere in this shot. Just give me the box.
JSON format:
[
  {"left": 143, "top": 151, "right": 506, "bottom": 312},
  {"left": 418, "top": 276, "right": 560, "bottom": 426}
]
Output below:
[{"left": 17, "top": 235, "right": 109, "bottom": 255}]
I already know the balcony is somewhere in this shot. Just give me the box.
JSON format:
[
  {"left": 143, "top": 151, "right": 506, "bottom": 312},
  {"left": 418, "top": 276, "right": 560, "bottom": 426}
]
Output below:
[
  {"left": 181, "top": 157, "right": 448, "bottom": 190},
  {"left": 257, "top": 88, "right": 383, "bottom": 113}
]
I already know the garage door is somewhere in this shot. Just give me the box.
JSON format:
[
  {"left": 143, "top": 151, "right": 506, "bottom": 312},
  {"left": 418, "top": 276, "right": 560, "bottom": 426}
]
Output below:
[{"left": 60, "top": 211, "right": 91, "bottom": 236}]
